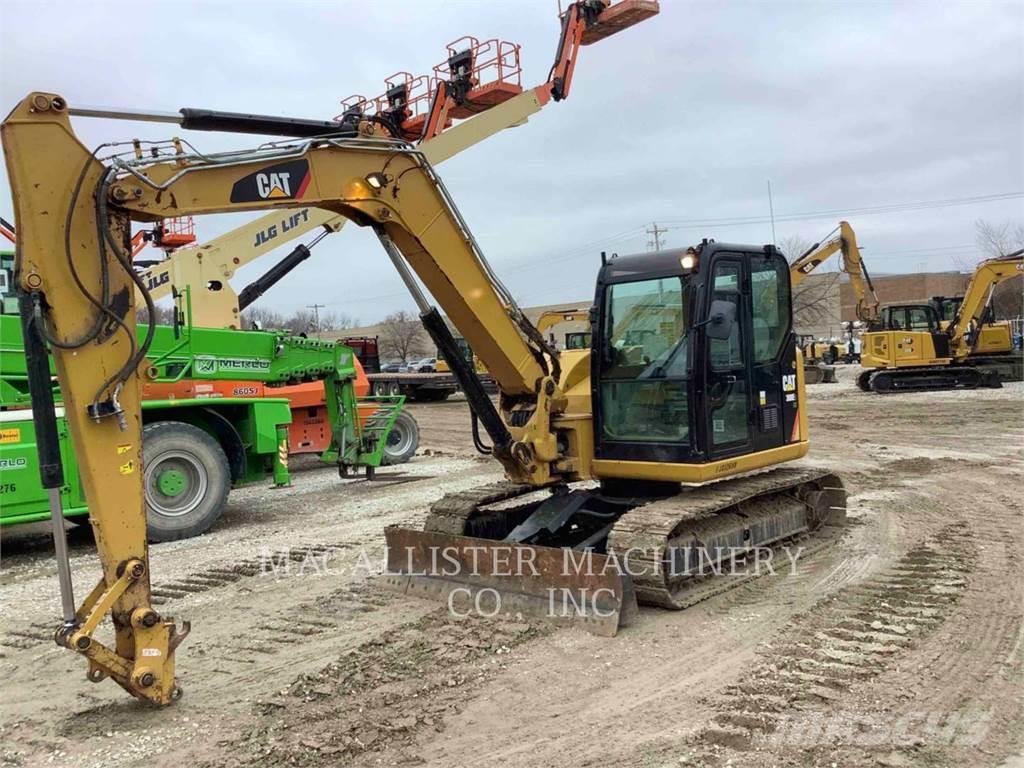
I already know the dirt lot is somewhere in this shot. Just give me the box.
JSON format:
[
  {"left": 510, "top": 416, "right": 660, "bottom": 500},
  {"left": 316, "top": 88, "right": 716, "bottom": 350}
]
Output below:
[{"left": 1, "top": 367, "right": 1022, "bottom": 768}]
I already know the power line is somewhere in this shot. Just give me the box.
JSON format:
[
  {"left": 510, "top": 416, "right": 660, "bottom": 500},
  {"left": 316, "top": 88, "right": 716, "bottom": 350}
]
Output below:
[
  {"left": 282, "top": 190, "right": 1021, "bottom": 315},
  {"left": 306, "top": 303, "right": 325, "bottom": 338},
  {"left": 498, "top": 191, "right": 1023, "bottom": 278},
  {"left": 658, "top": 191, "right": 1023, "bottom": 229},
  {"left": 646, "top": 222, "right": 669, "bottom": 251}
]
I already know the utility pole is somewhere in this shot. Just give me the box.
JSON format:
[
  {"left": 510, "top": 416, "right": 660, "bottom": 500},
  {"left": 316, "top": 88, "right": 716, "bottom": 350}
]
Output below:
[
  {"left": 306, "top": 303, "right": 325, "bottom": 338},
  {"left": 646, "top": 222, "right": 669, "bottom": 252}
]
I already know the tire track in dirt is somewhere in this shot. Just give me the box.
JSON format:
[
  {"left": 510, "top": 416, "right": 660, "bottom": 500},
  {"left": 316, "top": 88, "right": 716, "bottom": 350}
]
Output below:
[
  {"left": 685, "top": 522, "right": 972, "bottom": 764},
  {"left": 674, "top": 446, "right": 1024, "bottom": 768},
  {"left": 199, "top": 612, "right": 552, "bottom": 767},
  {"left": 0, "top": 460, "right": 486, "bottom": 661},
  {"left": 853, "top": 475, "right": 1024, "bottom": 766}
]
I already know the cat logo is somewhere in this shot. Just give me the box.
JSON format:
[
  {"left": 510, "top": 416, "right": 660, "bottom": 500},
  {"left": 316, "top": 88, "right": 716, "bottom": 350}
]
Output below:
[
  {"left": 230, "top": 159, "right": 311, "bottom": 203},
  {"left": 256, "top": 172, "right": 292, "bottom": 198}
]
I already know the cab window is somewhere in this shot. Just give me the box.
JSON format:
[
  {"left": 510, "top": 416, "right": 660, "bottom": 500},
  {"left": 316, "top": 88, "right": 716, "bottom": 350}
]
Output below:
[
  {"left": 750, "top": 258, "right": 789, "bottom": 363},
  {"left": 600, "top": 277, "right": 690, "bottom": 443}
]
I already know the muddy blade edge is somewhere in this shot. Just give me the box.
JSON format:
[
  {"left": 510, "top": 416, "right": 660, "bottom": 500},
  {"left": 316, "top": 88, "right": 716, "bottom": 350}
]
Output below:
[{"left": 381, "top": 527, "right": 638, "bottom": 637}]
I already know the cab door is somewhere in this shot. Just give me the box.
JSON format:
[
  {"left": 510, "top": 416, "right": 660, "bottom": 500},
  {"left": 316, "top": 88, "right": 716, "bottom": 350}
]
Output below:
[
  {"left": 747, "top": 252, "right": 792, "bottom": 453},
  {"left": 704, "top": 258, "right": 751, "bottom": 458}
]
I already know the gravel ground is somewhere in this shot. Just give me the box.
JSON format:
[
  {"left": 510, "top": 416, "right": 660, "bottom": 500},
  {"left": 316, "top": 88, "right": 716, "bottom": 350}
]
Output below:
[{"left": 1, "top": 368, "right": 1021, "bottom": 768}]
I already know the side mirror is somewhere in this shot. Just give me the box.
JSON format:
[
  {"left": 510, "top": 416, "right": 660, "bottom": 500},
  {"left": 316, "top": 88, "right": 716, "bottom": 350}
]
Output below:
[{"left": 705, "top": 299, "right": 736, "bottom": 341}]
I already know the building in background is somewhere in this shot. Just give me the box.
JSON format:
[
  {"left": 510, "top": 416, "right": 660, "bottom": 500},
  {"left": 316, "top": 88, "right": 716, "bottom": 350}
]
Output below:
[{"left": 323, "top": 269, "right": 1017, "bottom": 355}]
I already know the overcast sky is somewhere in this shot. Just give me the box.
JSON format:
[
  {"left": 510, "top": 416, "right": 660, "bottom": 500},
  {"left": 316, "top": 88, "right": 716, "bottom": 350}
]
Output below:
[{"left": 2, "top": 0, "right": 1021, "bottom": 323}]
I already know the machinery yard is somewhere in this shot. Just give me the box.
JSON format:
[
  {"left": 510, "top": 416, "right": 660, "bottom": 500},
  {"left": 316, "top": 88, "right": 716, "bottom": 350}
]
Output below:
[
  {"left": 1, "top": 2, "right": 1022, "bottom": 767},
  {"left": 2, "top": 370, "right": 1022, "bottom": 768}
]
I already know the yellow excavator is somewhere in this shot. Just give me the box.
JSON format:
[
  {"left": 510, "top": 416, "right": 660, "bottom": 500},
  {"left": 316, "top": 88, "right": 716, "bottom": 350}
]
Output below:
[
  {"left": 536, "top": 306, "right": 591, "bottom": 349},
  {"left": 4, "top": 85, "right": 846, "bottom": 705},
  {"left": 858, "top": 250, "right": 1024, "bottom": 392},
  {"left": 787, "top": 221, "right": 880, "bottom": 383}
]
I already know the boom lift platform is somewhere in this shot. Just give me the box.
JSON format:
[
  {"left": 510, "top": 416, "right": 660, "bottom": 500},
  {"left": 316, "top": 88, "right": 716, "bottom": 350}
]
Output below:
[{"left": 133, "top": 1, "right": 661, "bottom": 331}]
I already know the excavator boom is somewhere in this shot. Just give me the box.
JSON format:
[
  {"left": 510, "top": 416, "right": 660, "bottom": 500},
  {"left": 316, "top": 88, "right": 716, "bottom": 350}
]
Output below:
[
  {"left": 3, "top": 94, "right": 586, "bottom": 700},
  {"left": 789, "top": 220, "right": 880, "bottom": 323},
  {"left": 948, "top": 249, "right": 1024, "bottom": 357},
  {"left": 134, "top": 86, "right": 552, "bottom": 327}
]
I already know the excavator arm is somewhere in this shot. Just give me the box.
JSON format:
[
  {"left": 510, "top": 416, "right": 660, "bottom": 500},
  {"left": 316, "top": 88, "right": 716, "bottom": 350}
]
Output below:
[
  {"left": 948, "top": 249, "right": 1024, "bottom": 357},
  {"left": 789, "top": 220, "right": 880, "bottom": 323},
  {"left": 2, "top": 93, "right": 577, "bottom": 703}
]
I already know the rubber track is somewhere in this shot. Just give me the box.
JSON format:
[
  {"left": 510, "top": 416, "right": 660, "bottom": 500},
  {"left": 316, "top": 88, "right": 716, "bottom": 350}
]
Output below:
[
  {"left": 423, "top": 481, "right": 538, "bottom": 535},
  {"left": 607, "top": 467, "right": 845, "bottom": 609},
  {"left": 421, "top": 468, "right": 845, "bottom": 611}
]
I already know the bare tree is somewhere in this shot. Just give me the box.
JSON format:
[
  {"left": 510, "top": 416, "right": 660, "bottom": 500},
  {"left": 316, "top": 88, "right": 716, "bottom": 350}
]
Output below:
[
  {"left": 780, "top": 234, "right": 840, "bottom": 329},
  {"left": 973, "top": 219, "right": 1024, "bottom": 320},
  {"left": 380, "top": 310, "right": 428, "bottom": 362},
  {"left": 136, "top": 304, "right": 177, "bottom": 326},
  {"left": 316, "top": 310, "right": 357, "bottom": 332},
  {"left": 241, "top": 305, "right": 288, "bottom": 330},
  {"left": 241, "top": 305, "right": 360, "bottom": 334},
  {"left": 973, "top": 219, "right": 1024, "bottom": 262},
  {"left": 286, "top": 309, "right": 317, "bottom": 335}
]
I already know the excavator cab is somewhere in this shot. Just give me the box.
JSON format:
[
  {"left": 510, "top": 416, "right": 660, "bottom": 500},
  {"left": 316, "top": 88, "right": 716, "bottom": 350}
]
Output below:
[
  {"left": 591, "top": 243, "right": 798, "bottom": 471},
  {"left": 875, "top": 303, "right": 950, "bottom": 357},
  {"left": 388, "top": 240, "right": 840, "bottom": 635}
]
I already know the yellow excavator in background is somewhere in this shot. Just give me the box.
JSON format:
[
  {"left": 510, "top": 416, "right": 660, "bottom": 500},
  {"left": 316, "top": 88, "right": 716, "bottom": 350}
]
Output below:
[
  {"left": 787, "top": 221, "right": 881, "bottom": 383},
  {"left": 5, "top": 82, "right": 849, "bottom": 708},
  {"left": 858, "top": 250, "right": 1024, "bottom": 392},
  {"left": 865, "top": 282, "right": 1020, "bottom": 374},
  {"left": 536, "top": 306, "right": 591, "bottom": 349}
]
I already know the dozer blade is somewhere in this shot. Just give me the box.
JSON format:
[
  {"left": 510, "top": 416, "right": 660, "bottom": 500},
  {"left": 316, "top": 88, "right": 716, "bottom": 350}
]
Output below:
[{"left": 382, "top": 527, "right": 639, "bottom": 637}]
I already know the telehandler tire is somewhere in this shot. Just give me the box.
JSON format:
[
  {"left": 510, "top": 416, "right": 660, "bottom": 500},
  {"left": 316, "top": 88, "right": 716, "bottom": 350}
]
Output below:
[
  {"left": 142, "top": 421, "right": 231, "bottom": 543},
  {"left": 381, "top": 411, "right": 420, "bottom": 466}
]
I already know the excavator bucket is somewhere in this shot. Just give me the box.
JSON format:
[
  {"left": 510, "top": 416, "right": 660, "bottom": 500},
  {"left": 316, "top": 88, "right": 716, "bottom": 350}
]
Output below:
[
  {"left": 382, "top": 528, "right": 638, "bottom": 636},
  {"left": 804, "top": 363, "right": 836, "bottom": 385},
  {"left": 581, "top": 1, "right": 661, "bottom": 45}
]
